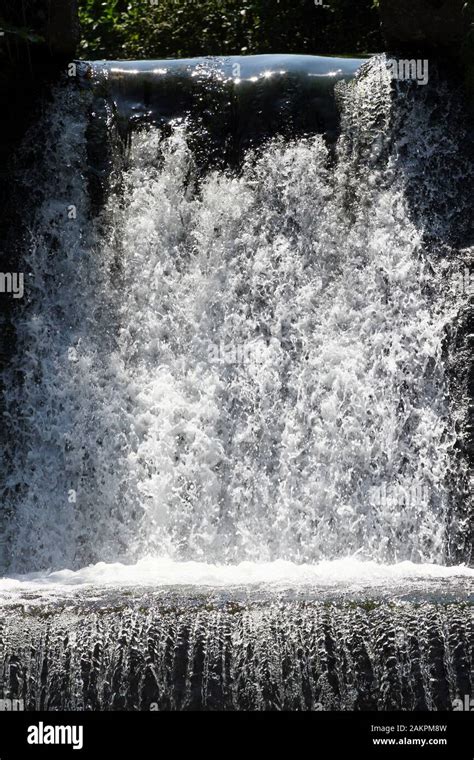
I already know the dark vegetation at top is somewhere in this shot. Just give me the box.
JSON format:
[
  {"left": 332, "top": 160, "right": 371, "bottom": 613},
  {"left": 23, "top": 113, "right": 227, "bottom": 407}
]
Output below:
[{"left": 77, "top": 0, "right": 383, "bottom": 60}]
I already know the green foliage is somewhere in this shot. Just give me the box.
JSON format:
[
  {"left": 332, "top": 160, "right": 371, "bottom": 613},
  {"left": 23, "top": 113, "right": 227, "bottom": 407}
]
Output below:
[{"left": 78, "top": 0, "right": 383, "bottom": 59}]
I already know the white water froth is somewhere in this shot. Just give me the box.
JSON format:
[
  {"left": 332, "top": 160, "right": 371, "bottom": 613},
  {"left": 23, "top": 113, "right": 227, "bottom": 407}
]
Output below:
[
  {"left": 1, "top": 59, "right": 467, "bottom": 574},
  {"left": 1, "top": 558, "right": 473, "bottom": 592}
]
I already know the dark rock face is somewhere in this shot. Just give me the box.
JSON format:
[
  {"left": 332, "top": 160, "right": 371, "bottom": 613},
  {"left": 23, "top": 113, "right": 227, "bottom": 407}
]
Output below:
[
  {"left": 40, "top": 0, "right": 80, "bottom": 60},
  {"left": 0, "top": 0, "right": 80, "bottom": 179},
  {"left": 378, "top": 0, "right": 469, "bottom": 54},
  {"left": 1, "top": 0, "right": 80, "bottom": 61}
]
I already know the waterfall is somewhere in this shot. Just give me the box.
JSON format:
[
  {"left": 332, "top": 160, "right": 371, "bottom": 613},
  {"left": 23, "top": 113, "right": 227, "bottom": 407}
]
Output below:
[
  {"left": 1, "top": 55, "right": 471, "bottom": 574},
  {"left": 0, "top": 54, "right": 472, "bottom": 711}
]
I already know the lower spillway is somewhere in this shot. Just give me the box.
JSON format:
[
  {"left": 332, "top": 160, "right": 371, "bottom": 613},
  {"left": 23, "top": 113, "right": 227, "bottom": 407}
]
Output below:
[{"left": 0, "top": 593, "right": 471, "bottom": 711}]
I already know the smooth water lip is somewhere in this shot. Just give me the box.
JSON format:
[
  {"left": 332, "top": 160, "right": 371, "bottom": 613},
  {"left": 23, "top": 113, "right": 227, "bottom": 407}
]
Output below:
[
  {"left": 1, "top": 558, "right": 473, "bottom": 591},
  {"left": 93, "top": 54, "right": 367, "bottom": 80}
]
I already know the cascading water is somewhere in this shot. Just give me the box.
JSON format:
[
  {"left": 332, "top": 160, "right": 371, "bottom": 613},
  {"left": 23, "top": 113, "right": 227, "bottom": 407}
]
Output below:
[
  {"left": 1, "top": 598, "right": 471, "bottom": 711},
  {"left": 0, "top": 55, "right": 472, "bottom": 710}
]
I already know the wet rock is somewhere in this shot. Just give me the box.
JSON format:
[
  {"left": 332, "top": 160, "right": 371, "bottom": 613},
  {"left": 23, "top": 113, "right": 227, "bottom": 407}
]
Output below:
[
  {"left": 378, "top": 0, "right": 469, "bottom": 54},
  {"left": 1, "top": 0, "right": 79, "bottom": 61}
]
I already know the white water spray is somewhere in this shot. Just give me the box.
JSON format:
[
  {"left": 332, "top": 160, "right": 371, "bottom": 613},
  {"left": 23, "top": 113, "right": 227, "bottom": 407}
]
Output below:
[{"left": 0, "top": 58, "right": 470, "bottom": 580}]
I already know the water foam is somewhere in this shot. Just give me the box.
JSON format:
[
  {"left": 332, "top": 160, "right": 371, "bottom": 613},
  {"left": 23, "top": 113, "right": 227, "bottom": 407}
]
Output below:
[{"left": 1, "top": 557, "right": 473, "bottom": 592}]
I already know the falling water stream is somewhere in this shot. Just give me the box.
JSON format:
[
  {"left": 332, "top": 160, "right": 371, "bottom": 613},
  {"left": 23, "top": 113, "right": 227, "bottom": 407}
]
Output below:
[{"left": 0, "top": 55, "right": 472, "bottom": 709}]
